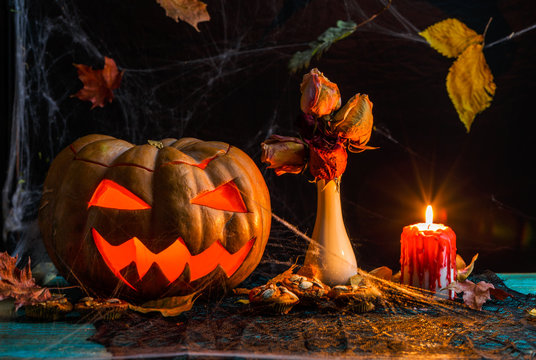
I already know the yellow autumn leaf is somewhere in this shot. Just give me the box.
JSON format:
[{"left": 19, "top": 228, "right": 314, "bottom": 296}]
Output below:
[
  {"left": 420, "top": 18, "right": 483, "bottom": 58},
  {"left": 156, "top": 0, "right": 210, "bottom": 32},
  {"left": 446, "top": 43, "right": 496, "bottom": 132}
]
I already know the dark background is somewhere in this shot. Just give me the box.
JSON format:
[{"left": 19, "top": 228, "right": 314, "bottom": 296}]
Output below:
[{"left": 2, "top": 0, "right": 536, "bottom": 274}]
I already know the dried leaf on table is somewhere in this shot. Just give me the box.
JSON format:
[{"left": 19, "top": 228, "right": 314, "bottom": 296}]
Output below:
[
  {"left": 72, "top": 57, "right": 123, "bottom": 109},
  {"left": 128, "top": 292, "right": 198, "bottom": 317},
  {"left": 489, "top": 288, "right": 511, "bottom": 301},
  {"left": 349, "top": 273, "right": 364, "bottom": 286},
  {"left": 446, "top": 43, "right": 496, "bottom": 132},
  {"left": 0, "top": 252, "right": 51, "bottom": 310},
  {"left": 156, "top": 0, "right": 210, "bottom": 32},
  {"left": 456, "top": 253, "right": 478, "bottom": 282},
  {"left": 419, "top": 18, "right": 483, "bottom": 58},
  {"left": 233, "top": 288, "right": 251, "bottom": 296},
  {"left": 447, "top": 280, "right": 494, "bottom": 311},
  {"left": 369, "top": 266, "right": 392, "bottom": 281}
]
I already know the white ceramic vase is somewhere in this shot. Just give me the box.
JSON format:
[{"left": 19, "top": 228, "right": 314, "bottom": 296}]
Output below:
[{"left": 302, "top": 178, "right": 358, "bottom": 285}]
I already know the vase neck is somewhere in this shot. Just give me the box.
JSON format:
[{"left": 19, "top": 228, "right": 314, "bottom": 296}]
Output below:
[{"left": 315, "top": 179, "right": 343, "bottom": 222}]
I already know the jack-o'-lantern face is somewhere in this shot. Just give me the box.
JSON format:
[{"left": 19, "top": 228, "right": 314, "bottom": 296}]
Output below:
[{"left": 39, "top": 135, "right": 271, "bottom": 301}]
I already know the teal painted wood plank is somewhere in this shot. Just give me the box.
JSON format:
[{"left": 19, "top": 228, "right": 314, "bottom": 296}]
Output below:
[
  {"left": 0, "top": 321, "right": 110, "bottom": 359},
  {"left": 498, "top": 273, "right": 536, "bottom": 295}
]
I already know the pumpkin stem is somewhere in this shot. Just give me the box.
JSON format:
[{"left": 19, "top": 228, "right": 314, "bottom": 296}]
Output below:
[{"left": 147, "top": 140, "right": 164, "bottom": 149}]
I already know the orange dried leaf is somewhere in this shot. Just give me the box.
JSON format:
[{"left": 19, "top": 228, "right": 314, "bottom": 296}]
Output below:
[
  {"left": 369, "top": 266, "right": 392, "bottom": 281},
  {"left": 420, "top": 18, "right": 483, "bottom": 58},
  {"left": 0, "top": 252, "right": 51, "bottom": 310},
  {"left": 72, "top": 57, "right": 123, "bottom": 109},
  {"left": 456, "top": 253, "right": 478, "bottom": 282},
  {"left": 156, "top": 0, "right": 210, "bottom": 32},
  {"left": 446, "top": 44, "right": 496, "bottom": 132}
]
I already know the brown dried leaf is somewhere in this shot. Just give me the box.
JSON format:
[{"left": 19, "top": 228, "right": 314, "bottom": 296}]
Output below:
[
  {"left": 447, "top": 280, "right": 494, "bottom": 311},
  {"left": 420, "top": 18, "right": 483, "bottom": 58},
  {"left": 0, "top": 252, "right": 51, "bottom": 310},
  {"left": 72, "top": 57, "right": 123, "bottom": 109},
  {"left": 128, "top": 292, "right": 198, "bottom": 317},
  {"left": 489, "top": 288, "right": 511, "bottom": 301},
  {"left": 233, "top": 288, "right": 251, "bottom": 296},
  {"left": 446, "top": 43, "right": 496, "bottom": 132},
  {"left": 156, "top": 0, "right": 210, "bottom": 32}
]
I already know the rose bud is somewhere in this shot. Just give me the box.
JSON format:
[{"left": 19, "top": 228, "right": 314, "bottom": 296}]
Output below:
[
  {"left": 330, "top": 94, "right": 375, "bottom": 152},
  {"left": 308, "top": 138, "right": 348, "bottom": 181},
  {"left": 261, "top": 135, "right": 307, "bottom": 176},
  {"left": 300, "top": 68, "right": 341, "bottom": 117}
]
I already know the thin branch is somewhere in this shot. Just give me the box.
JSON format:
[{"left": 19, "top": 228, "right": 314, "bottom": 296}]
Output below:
[
  {"left": 485, "top": 22, "right": 536, "bottom": 48},
  {"left": 357, "top": 0, "right": 393, "bottom": 29},
  {"left": 482, "top": 17, "right": 493, "bottom": 46}
]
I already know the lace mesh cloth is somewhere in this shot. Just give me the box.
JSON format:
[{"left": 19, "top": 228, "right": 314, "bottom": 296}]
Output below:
[{"left": 90, "top": 267, "right": 536, "bottom": 359}]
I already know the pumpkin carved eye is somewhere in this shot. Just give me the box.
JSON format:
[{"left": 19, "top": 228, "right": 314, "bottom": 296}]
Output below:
[
  {"left": 190, "top": 180, "right": 248, "bottom": 213},
  {"left": 88, "top": 179, "right": 151, "bottom": 210}
]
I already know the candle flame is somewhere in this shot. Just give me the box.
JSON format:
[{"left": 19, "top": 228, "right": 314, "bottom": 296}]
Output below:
[{"left": 425, "top": 205, "right": 433, "bottom": 225}]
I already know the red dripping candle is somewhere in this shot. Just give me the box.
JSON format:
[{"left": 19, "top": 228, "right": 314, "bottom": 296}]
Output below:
[{"left": 400, "top": 205, "right": 457, "bottom": 299}]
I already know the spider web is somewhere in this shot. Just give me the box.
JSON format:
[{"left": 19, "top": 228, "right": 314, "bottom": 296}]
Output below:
[{"left": 3, "top": 0, "right": 536, "bottom": 358}]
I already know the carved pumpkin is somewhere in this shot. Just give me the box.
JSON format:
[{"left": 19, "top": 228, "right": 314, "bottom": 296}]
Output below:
[{"left": 39, "top": 134, "right": 271, "bottom": 301}]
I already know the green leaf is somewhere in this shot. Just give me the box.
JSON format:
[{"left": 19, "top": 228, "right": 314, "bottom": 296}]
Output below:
[{"left": 289, "top": 20, "right": 357, "bottom": 73}]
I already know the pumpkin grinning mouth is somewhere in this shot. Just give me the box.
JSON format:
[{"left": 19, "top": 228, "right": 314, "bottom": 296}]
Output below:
[{"left": 92, "top": 228, "right": 255, "bottom": 291}]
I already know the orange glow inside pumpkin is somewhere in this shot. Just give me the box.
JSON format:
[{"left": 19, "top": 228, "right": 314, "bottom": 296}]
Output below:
[
  {"left": 92, "top": 228, "right": 254, "bottom": 290},
  {"left": 88, "top": 179, "right": 151, "bottom": 210},
  {"left": 89, "top": 178, "right": 253, "bottom": 290},
  {"left": 190, "top": 180, "right": 248, "bottom": 213}
]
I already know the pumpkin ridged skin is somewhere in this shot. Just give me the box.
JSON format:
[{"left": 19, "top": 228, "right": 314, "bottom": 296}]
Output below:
[{"left": 39, "top": 135, "right": 271, "bottom": 301}]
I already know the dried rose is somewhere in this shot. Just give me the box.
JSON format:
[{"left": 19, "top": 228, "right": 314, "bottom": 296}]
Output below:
[
  {"left": 308, "top": 138, "right": 347, "bottom": 180},
  {"left": 261, "top": 135, "right": 307, "bottom": 176},
  {"left": 300, "top": 68, "right": 341, "bottom": 117},
  {"left": 330, "top": 94, "right": 374, "bottom": 152}
]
